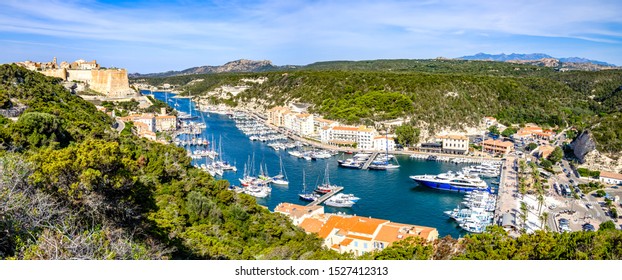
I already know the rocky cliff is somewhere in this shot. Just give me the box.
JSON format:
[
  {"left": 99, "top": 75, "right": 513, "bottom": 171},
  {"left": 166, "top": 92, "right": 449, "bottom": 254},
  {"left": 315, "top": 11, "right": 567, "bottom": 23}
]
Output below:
[
  {"left": 570, "top": 130, "right": 597, "bottom": 163},
  {"left": 579, "top": 150, "right": 622, "bottom": 173},
  {"left": 133, "top": 59, "right": 285, "bottom": 78}
]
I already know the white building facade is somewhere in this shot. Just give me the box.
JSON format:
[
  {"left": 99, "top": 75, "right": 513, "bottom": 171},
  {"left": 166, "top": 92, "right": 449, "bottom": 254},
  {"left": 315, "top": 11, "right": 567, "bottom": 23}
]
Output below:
[
  {"left": 373, "top": 136, "right": 396, "bottom": 151},
  {"left": 321, "top": 126, "right": 377, "bottom": 150}
]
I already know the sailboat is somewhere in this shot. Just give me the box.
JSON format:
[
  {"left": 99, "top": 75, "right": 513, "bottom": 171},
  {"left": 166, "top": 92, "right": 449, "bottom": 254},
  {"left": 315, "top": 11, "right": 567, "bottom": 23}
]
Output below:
[
  {"left": 315, "top": 163, "right": 339, "bottom": 193},
  {"left": 298, "top": 170, "right": 318, "bottom": 201},
  {"left": 369, "top": 133, "right": 400, "bottom": 170},
  {"left": 272, "top": 157, "right": 289, "bottom": 186}
]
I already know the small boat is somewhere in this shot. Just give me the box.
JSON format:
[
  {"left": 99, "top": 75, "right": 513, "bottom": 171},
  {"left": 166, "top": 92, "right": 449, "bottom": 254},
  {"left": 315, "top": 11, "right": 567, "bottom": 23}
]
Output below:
[
  {"left": 298, "top": 170, "right": 318, "bottom": 201},
  {"left": 272, "top": 157, "right": 289, "bottom": 186},
  {"left": 314, "top": 163, "right": 340, "bottom": 193},
  {"left": 324, "top": 196, "right": 355, "bottom": 208},
  {"left": 334, "top": 193, "right": 360, "bottom": 203}
]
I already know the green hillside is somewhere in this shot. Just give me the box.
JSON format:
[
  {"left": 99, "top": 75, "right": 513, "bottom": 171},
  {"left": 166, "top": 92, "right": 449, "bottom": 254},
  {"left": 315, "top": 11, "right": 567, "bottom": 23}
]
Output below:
[
  {"left": 142, "top": 60, "right": 622, "bottom": 153},
  {"left": 3, "top": 64, "right": 622, "bottom": 260},
  {"left": 0, "top": 64, "right": 340, "bottom": 260}
]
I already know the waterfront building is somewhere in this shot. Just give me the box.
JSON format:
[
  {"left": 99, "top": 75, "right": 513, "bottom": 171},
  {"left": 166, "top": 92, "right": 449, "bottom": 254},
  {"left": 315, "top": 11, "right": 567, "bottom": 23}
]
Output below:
[
  {"left": 267, "top": 106, "right": 291, "bottom": 127},
  {"left": 291, "top": 113, "right": 314, "bottom": 136},
  {"left": 155, "top": 115, "right": 177, "bottom": 131},
  {"left": 482, "top": 139, "right": 514, "bottom": 155},
  {"left": 120, "top": 113, "right": 156, "bottom": 132},
  {"left": 313, "top": 118, "right": 339, "bottom": 136},
  {"left": 419, "top": 142, "right": 442, "bottom": 153},
  {"left": 512, "top": 124, "right": 555, "bottom": 141},
  {"left": 321, "top": 125, "right": 377, "bottom": 150},
  {"left": 600, "top": 171, "right": 622, "bottom": 186},
  {"left": 373, "top": 135, "right": 396, "bottom": 151},
  {"left": 274, "top": 203, "right": 324, "bottom": 225},
  {"left": 299, "top": 213, "right": 438, "bottom": 257},
  {"left": 132, "top": 122, "right": 157, "bottom": 141},
  {"left": 437, "top": 134, "right": 469, "bottom": 155}
]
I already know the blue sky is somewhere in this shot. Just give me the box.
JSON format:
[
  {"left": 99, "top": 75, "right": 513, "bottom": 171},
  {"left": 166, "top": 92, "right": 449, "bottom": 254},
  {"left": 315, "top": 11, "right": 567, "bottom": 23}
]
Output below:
[{"left": 1, "top": 0, "right": 621, "bottom": 73}]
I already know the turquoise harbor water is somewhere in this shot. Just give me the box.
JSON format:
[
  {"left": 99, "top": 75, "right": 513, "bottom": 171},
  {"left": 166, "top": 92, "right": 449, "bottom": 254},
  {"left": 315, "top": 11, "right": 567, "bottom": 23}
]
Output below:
[{"left": 151, "top": 91, "right": 492, "bottom": 238}]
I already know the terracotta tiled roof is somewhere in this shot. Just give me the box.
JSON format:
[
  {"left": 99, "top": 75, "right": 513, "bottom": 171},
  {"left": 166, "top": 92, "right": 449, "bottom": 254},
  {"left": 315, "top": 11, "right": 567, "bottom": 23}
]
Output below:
[
  {"left": 348, "top": 217, "right": 386, "bottom": 235},
  {"left": 375, "top": 222, "right": 438, "bottom": 243},
  {"left": 318, "top": 216, "right": 343, "bottom": 238},
  {"left": 340, "top": 238, "right": 353, "bottom": 246},
  {"left": 482, "top": 139, "right": 514, "bottom": 148},
  {"left": 274, "top": 203, "right": 323, "bottom": 219},
  {"left": 345, "top": 234, "right": 372, "bottom": 241},
  {"left": 155, "top": 115, "right": 176, "bottom": 119},
  {"left": 601, "top": 171, "right": 622, "bottom": 181},
  {"left": 299, "top": 217, "right": 324, "bottom": 233},
  {"left": 332, "top": 126, "right": 359, "bottom": 131}
]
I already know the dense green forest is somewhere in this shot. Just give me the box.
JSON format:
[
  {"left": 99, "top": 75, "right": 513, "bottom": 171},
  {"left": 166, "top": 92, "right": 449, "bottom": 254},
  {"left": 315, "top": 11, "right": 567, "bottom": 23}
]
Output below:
[
  {"left": 0, "top": 64, "right": 341, "bottom": 259},
  {"left": 3, "top": 64, "right": 622, "bottom": 260},
  {"left": 137, "top": 60, "right": 622, "bottom": 153}
]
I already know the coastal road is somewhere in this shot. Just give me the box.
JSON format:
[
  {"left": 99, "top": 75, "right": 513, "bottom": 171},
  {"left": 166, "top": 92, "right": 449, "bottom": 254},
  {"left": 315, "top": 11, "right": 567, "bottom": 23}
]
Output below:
[{"left": 115, "top": 118, "right": 125, "bottom": 133}]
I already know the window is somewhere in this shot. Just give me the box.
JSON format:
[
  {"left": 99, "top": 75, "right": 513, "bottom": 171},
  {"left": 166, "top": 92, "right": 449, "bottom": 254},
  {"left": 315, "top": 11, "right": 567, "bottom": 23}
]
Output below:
[
  {"left": 363, "top": 243, "right": 368, "bottom": 249},
  {"left": 354, "top": 241, "right": 358, "bottom": 247}
]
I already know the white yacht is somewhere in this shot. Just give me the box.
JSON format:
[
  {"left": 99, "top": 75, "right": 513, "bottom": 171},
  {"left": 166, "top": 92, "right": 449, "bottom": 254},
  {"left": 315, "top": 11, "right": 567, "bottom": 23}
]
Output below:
[{"left": 410, "top": 171, "right": 489, "bottom": 192}]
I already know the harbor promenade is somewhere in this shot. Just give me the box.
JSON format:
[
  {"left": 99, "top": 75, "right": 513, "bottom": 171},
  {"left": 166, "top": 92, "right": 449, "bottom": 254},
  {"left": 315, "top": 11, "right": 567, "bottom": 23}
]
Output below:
[
  {"left": 255, "top": 110, "right": 502, "bottom": 163},
  {"left": 495, "top": 155, "right": 520, "bottom": 236}
]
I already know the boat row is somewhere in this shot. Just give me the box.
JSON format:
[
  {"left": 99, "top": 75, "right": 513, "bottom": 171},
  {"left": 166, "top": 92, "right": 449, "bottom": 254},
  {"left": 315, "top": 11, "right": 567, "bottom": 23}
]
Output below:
[
  {"left": 444, "top": 190, "right": 497, "bottom": 233},
  {"left": 298, "top": 166, "right": 359, "bottom": 208},
  {"left": 288, "top": 149, "right": 334, "bottom": 161},
  {"left": 337, "top": 150, "right": 400, "bottom": 170},
  {"left": 461, "top": 163, "right": 501, "bottom": 178}
]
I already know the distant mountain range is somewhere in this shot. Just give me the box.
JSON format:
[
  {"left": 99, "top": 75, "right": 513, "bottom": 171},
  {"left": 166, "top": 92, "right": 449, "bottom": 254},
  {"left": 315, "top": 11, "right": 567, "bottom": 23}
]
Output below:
[
  {"left": 458, "top": 53, "right": 616, "bottom": 67},
  {"left": 130, "top": 59, "right": 297, "bottom": 78},
  {"left": 132, "top": 53, "right": 619, "bottom": 78}
]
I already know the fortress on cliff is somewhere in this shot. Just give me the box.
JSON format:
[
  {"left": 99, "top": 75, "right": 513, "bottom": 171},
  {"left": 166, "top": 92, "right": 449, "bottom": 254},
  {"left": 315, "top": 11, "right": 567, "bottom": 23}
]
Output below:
[{"left": 16, "top": 57, "right": 135, "bottom": 97}]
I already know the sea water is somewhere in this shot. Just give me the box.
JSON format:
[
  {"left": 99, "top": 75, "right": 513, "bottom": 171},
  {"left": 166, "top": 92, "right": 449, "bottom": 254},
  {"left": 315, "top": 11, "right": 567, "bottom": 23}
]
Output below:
[{"left": 151, "top": 91, "right": 496, "bottom": 238}]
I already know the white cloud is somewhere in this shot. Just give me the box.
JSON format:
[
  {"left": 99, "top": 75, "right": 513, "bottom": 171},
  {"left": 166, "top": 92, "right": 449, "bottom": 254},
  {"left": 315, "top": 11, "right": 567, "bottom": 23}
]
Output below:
[{"left": 1, "top": 0, "right": 620, "bottom": 71}]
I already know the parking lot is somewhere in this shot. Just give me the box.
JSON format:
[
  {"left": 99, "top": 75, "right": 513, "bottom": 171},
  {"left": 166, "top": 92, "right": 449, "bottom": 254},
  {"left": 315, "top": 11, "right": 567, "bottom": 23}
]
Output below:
[{"left": 546, "top": 167, "right": 620, "bottom": 232}]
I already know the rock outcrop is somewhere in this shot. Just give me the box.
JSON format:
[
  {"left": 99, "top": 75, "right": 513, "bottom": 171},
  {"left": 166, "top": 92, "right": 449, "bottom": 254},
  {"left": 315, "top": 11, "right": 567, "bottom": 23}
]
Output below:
[
  {"left": 579, "top": 150, "right": 622, "bottom": 173},
  {"left": 570, "top": 130, "right": 597, "bottom": 163},
  {"left": 134, "top": 59, "right": 282, "bottom": 78}
]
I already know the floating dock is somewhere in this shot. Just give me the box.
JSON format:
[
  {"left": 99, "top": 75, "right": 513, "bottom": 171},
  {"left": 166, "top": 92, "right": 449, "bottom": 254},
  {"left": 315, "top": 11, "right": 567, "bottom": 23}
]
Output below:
[
  {"left": 361, "top": 152, "right": 379, "bottom": 170},
  {"left": 307, "top": 187, "right": 344, "bottom": 206}
]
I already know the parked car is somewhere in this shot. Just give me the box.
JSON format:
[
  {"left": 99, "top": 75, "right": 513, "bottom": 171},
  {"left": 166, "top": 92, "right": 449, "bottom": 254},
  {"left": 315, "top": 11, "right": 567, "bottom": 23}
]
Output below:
[
  {"left": 586, "top": 203, "right": 593, "bottom": 209},
  {"left": 582, "top": 223, "right": 595, "bottom": 232}
]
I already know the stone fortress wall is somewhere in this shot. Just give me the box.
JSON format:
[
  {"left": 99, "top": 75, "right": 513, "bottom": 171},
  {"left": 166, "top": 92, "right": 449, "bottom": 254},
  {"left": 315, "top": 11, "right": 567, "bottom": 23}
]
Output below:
[
  {"left": 16, "top": 57, "right": 135, "bottom": 98},
  {"left": 89, "top": 69, "right": 135, "bottom": 97}
]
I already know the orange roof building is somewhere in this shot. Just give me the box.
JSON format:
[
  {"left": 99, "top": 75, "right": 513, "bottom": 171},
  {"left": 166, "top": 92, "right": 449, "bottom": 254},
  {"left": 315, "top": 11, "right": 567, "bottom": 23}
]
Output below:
[
  {"left": 482, "top": 139, "right": 514, "bottom": 155},
  {"left": 301, "top": 214, "right": 438, "bottom": 257},
  {"left": 513, "top": 125, "right": 555, "bottom": 141},
  {"left": 274, "top": 203, "right": 324, "bottom": 225},
  {"left": 600, "top": 171, "right": 622, "bottom": 186}
]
